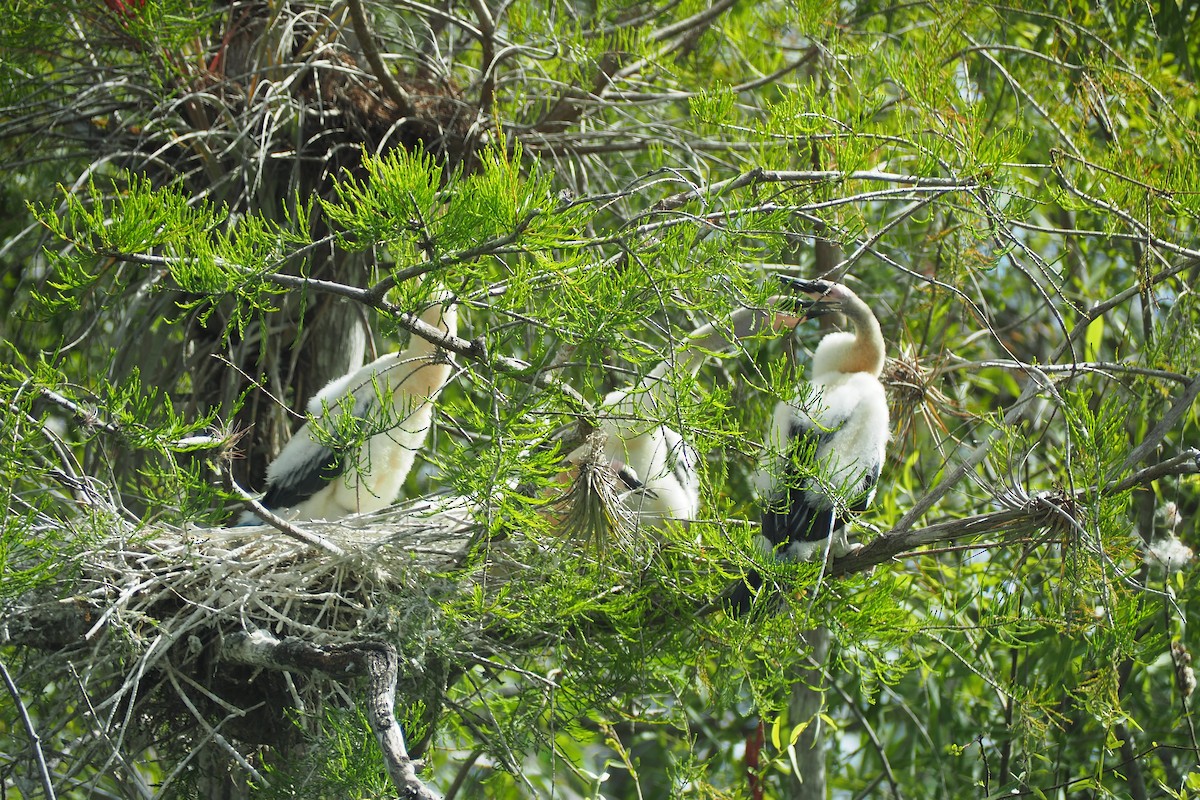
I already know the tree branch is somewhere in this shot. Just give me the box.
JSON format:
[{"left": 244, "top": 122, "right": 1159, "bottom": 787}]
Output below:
[
  {"left": 221, "top": 631, "right": 441, "bottom": 800},
  {"left": 346, "top": 0, "right": 415, "bottom": 115},
  {"left": 830, "top": 449, "right": 1200, "bottom": 577},
  {"left": 534, "top": 0, "right": 737, "bottom": 132},
  {"left": 652, "top": 168, "right": 978, "bottom": 213},
  {"left": 103, "top": 240, "right": 592, "bottom": 413},
  {"left": 0, "top": 655, "right": 57, "bottom": 800},
  {"left": 1119, "top": 374, "right": 1200, "bottom": 472},
  {"left": 468, "top": 0, "right": 497, "bottom": 118}
]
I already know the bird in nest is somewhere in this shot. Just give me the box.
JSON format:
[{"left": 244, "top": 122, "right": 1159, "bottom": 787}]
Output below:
[{"left": 238, "top": 293, "right": 457, "bottom": 525}]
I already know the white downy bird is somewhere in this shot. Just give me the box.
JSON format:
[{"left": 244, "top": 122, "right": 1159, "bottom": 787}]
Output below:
[
  {"left": 572, "top": 298, "right": 804, "bottom": 529},
  {"left": 239, "top": 295, "right": 457, "bottom": 524},
  {"left": 733, "top": 278, "right": 889, "bottom": 610}
]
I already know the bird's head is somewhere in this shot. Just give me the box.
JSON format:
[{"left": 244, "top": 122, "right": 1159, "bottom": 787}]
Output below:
[
  {"left": 776, "top": 276, "right": 848, "bottom": 321},
  {"left": 777, "top": 275, "right": 885, "bottom": 376}
]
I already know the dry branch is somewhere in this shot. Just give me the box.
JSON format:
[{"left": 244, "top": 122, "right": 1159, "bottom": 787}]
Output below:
[
  {"left": 830, "top": 448, "right": 1200, "bottom": 576},
  {"left": 0, "top": 656, "right": 57, "bottom": 800},
  {"left": 346, "top": 0, "right": 415, "bottom": 115},
  {"left": 221, "top": 631, "right": 440, "bottom": 799}
]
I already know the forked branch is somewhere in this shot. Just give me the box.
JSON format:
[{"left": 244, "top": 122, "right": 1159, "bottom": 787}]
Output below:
[
  {"left": 830, "top": 449, "right": 1200, "bottom": 577},
  {"left": 221, "top": 631, "right": 440, "bottom": 800}
]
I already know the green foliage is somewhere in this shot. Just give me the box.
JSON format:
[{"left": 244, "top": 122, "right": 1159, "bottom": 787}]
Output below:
[
  {"left": 30, "top": 176, "right": 302, "bottom": 336},
  {"left": 258, "top": 708, "right": 396, "bottom": 799},
  {"left": 3, "top": 1, "right": 1200, "bottom": 798},
  {"left": 322, "top": 144, "right": 585, "bottom": 269}
]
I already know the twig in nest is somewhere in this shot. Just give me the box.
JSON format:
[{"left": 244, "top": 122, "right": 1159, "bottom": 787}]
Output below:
[{"left": 229, "top": 475, "right": 346, "bottom": 557}]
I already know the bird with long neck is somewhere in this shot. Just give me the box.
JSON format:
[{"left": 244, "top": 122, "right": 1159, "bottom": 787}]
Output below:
[
  {"left": 569, "top": 297, "right": 805, "bottom": 529},
  {"left": 239, "top": 294, "right": 457, "bottom": 524},
  {"left": 732, "top": 278, "right": 889, "bottom": 610}
]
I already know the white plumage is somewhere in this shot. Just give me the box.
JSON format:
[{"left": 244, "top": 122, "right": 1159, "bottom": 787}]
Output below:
[
  {"left": 572, "top": 298, "right": 802, "bottom": 528},
  {"left": 590, "top": 382, "right": 702, "bottom": 526},
  {"left": 735, "top": 279, "right": 889, "bottom": 609},
  {"left": 239, "top": 296, "right": 457, "bottom": 524}
]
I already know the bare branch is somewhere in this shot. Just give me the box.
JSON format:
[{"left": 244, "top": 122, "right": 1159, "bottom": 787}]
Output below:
[
  {"left": 228, "top": 476, "right": 348, "bottom": 557},
  {"left": 652, "top": 168, "right": 978, "bottom": 213},
  {"left": 468, "top": 0, "right": 497, "bottom": 117},
  {"left": 0, "top": 656, "right": 57, "bottom": 800},
  {"left": 831, "top": 449, "right": 1200, "bottom": 576},
  {"left": 346, "top": 0, "right": 415, "bottom": 115},
  {"left": 1119, "top": 375, "right": 1200, "bottom": 472},
  {"left": 221, "top": 631, "right": 441, "bottom": 800}
]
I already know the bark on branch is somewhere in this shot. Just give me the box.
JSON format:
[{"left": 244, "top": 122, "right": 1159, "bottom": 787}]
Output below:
[
  {"left": 221, "top": 631, "right": 441, "bottom": 800},
  {"left": 829, "top": 448, "right": 1200, "bottom": 577},
  {"left": 347, "top": 0, "right": 415, "bottom": 115}
]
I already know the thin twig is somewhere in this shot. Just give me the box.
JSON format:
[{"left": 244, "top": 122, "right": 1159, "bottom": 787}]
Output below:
[
  {"left": 0, "top": 656, "right": 57, "bottom": 800},
  {"left": 228, "top": 476, "right": 348, "bottom": 557},
  {"left": 164, "top": 666, "right": 267, "bottom": 787},
  {"left": 653, "top": 167, "right": 977, "bottom": 213}
]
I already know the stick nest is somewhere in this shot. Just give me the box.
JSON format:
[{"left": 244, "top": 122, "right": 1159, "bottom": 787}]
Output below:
[{"left": 2, "top": 497, "right": 482, "bottom": 784}]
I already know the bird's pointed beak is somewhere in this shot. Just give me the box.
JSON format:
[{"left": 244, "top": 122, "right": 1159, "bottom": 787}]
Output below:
[
  {"left": 777, "top": 275, "right": 835, "bottom": 295},
  {"left": 776, "top": 276, "right": 841, "bottom": 320}
]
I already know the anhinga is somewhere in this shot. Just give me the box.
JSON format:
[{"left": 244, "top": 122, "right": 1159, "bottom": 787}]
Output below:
[
  {"left": 570, "top": 297, "right": 804, "bottom": 528},
  {"left": 734, "top": 278, "right": 889, "bottom": 608},
  {"left": 239, "top": 295, "right": 457, "bottom": 523}
]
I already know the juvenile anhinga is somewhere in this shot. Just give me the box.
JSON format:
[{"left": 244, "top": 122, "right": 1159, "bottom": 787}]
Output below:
[
  {"left": 734, "top": 278, "right": 889, "bottom": 608},
  {"left": 572, "top": 298, "right": 803, "bottom": 528},
  {"left": 585, "top": 384, "right": 702, "bottom": 527},
  {"left": 239, "top": 295, "right": 457, "bottom": 524}
]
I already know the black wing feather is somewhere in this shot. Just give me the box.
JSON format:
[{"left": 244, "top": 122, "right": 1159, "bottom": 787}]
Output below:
[
  {"left": 761, "top": 415, "right": 843, "bottom": 547},
  {"left": 849, "top": 461, "right": 881, "bottom": 514},
  {"left": 258, "top": 390, "right": 377, "bottom": 510},
  {"left": 728, "top": 414, "right": 842, "bottom": 616},
  {"left": 260, "top": 442, "right": 345, "bottom": 510}
]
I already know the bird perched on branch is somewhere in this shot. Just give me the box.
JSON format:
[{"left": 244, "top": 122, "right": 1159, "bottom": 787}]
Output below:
[
  {"left": 731, "top": 278, "right": 889, "bottom": 610},
  {"left": 565, "top": 298, "right": 804, "bottom": 535},
  {"left": 238, "top": 294, "right": 457, "bottom": 524}
]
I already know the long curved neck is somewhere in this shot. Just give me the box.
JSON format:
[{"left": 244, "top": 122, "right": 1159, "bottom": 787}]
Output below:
[
  {"left": 838, "top": 292, "right": 885, "bottom": 377},
  {"left": 645, "top": 298, "right": 787, "bottom": 383},
  {"left": 406, "top": 297, "right": 457, "bottom": 359}
]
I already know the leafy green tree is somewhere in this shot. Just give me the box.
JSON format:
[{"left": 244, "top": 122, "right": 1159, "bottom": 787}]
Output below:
[{"left": 2, "top": 1, "right": 1199, "bottom": 798}]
